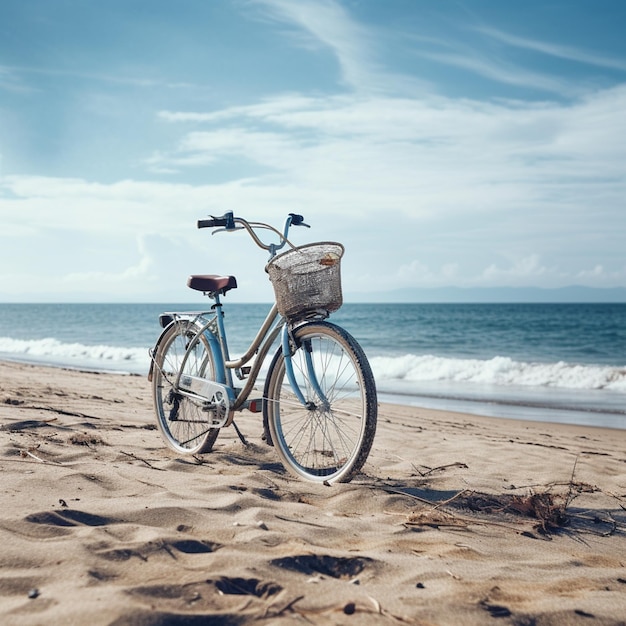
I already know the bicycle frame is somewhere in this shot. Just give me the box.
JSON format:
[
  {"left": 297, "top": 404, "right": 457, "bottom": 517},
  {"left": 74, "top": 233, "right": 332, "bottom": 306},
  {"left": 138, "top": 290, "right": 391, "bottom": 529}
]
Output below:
[
  {"left": 150, "top": 300, "right": 330, "bottom": 427},
  {"left": 150, "top": 301, "right": 282, "bottom": 420},
  {"left": 149, "top": 211, "right": 330, "bottom": 425}
]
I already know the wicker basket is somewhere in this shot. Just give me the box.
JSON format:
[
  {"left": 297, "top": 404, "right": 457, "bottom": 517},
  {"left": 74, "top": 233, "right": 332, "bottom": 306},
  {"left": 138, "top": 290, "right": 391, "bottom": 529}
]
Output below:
[{"left": 266, "top": 242, "right": 344, "bottom": 320}]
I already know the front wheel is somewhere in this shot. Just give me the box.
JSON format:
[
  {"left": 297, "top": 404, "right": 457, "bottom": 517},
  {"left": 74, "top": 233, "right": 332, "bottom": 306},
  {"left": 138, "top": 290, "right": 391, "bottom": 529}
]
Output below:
[
  {"left": 263, "top": 322, "right": 377, "bottom": 483},
  {"left": 151, "top": 320, "right": 220, "bottom": 455}
]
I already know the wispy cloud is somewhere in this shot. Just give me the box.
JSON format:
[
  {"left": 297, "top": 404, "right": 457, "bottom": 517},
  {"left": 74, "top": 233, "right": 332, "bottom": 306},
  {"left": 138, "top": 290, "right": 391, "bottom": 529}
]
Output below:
[
  {"left": 416, "top": 50, "right": 575, "bottom": 95},
  {"left": 405, "top": 19, "right": 626, "bottom": 97},
  {"left": 0, "top": 63, "right": 196, "bottom": 90},
  {"left": 0, "top": 66, "right": 34, "bottom": 93},
  {"left": 159, "top": 79, "right": 621, "bottom": 289},
  {"left": 476, "top": 26, "right": 626, "bottom": 72},
  {"left": 156, "top": 83, "right": 626, "bottom": 177},
  {"left": 248, "top": 0, "right": 428, "bottom": 94},
  {"left": 250, "top": 0, "right": 374, "bottom": 90}
]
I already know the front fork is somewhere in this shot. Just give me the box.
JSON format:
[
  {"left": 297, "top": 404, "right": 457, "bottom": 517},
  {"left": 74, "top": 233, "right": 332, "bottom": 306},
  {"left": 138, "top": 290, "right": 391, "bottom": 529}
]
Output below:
[{"left": 281, "top": 325, "right": 330, "bottom": 410}]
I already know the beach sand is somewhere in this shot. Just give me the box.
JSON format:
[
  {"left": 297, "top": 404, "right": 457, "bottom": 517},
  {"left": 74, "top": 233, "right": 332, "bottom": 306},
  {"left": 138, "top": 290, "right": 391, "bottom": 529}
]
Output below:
[{"left": 0, "top": 359, "right": 624, "bottom": 625}]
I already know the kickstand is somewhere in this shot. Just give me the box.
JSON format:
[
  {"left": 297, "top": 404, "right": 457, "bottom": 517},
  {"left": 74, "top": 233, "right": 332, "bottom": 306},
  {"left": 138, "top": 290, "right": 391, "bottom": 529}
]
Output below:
[{"left": 231, "top": 420, "right": 249, "bottom": 447}]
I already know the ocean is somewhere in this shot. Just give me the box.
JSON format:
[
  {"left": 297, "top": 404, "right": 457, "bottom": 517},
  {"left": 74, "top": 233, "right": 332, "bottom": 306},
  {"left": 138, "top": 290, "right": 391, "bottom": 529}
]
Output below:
[{"left": 0, "top": 302, "right": 624, "bottom": 430}]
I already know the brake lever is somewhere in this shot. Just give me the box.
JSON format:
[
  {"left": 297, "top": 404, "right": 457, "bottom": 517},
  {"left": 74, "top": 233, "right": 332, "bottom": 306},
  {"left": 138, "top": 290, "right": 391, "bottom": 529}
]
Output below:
[
  {"left": 289, "top": 213, "right": 310, "bottom": 228},
  {"left": 212, "top": 226, "right": 245, "bottom": 235}
]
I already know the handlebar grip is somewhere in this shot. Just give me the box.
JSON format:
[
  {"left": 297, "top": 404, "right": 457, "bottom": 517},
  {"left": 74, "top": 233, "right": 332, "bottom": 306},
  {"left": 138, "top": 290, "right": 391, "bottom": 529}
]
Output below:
[
  {"left": 198, "top": 212, "right": 235, "bottom": 229},
  {"left": 198, "top": 218, "right": 228, "bottom": 228}
]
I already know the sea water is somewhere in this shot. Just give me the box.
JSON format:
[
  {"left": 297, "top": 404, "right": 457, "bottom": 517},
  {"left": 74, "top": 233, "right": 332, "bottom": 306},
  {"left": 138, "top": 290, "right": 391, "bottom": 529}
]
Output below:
[{"left": 0, "top": 302, "right": 624, "bottom": 429}]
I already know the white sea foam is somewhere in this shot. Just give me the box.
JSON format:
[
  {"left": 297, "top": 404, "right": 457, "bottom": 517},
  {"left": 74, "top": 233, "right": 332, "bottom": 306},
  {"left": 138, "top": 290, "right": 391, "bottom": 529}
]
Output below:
[
  {"left": 370, "top": 354, "right": 626, "bottom": 392},
  {"left": 2, "top": 335, "right": 626, "bottom": 396},
  {"left": 0, "top": 337, "right": 149, "bottom": 373}
]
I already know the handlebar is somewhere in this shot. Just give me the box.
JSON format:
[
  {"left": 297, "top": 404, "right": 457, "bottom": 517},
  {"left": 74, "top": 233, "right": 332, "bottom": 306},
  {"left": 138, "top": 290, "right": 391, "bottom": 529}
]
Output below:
[{"left": 197, "top": 211, "right": 309, "bottom": 257}]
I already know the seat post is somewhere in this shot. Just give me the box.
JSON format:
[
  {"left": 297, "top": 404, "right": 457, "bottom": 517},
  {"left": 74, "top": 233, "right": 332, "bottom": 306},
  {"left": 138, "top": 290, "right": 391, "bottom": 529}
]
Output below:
[{"left": 212, "top": 293, "right": 234, "bottom": 388}]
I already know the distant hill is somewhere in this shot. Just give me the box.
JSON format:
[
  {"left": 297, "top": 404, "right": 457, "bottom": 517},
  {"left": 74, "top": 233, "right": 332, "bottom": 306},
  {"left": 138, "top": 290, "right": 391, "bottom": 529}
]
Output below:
[{"left": 346, "top": 285, "right": 626, "bottom": 303}]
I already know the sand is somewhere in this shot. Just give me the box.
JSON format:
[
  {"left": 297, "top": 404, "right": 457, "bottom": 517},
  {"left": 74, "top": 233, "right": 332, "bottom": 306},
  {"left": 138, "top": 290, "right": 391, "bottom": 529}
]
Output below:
[{"left": 0, "top": 359, "right": 624, "bottom": 625}]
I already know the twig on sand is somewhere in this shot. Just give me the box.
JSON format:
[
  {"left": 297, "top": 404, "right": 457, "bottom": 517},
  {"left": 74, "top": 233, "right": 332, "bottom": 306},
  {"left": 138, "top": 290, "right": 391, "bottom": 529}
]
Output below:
[
  {"left": 264, "top": 592, "right": 415, "bottom": 624},
  {"left": 119, "top": 450, "right": 164, "bottom": 470},
  {"left": 375, "top": 483, "right": 440, "bottom": 507},
  {"left": 21, "top": 449, "right": 47, "bottom": 463},
  {"left": 432, "top": 489, "right": 472, "bottom": 510},
  {"left": 606, "top": 491, "right": 626, "bottom": 511},
  {"left": 274, "top": 514, "right": 330, "bottom": 528},
  {"left": 263, "top": 595, "right": 305, "bottom": 619},
  {"left": 18, "top": 448, "right": 64, "bottom": 466},
  {"left": 566, "top": 454, "right": 581, "bottom": 507},
  {"left": 411, "top": 461, "right": 468, "bottom": 477}
]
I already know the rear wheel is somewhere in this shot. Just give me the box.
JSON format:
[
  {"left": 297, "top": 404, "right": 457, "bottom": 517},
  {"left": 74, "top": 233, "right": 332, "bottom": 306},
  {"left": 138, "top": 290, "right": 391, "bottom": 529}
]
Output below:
[
  {"left": 263, "top": 322, "right": 377, "bottom": 483},
  {"left": 152, "top": 320, "right": 220, "bottom": 454}
]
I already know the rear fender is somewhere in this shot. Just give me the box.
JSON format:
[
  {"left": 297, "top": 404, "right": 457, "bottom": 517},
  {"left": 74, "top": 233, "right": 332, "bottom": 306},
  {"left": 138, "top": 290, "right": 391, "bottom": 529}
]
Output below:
[{"left": 148, "top": 318, "right": 224, "bottom": 383}]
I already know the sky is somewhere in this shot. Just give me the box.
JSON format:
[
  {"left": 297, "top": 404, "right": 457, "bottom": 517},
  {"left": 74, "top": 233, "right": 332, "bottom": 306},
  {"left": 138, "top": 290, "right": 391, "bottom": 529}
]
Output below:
[{"left": 1, "top": 0, "right": 625, "bottom": 303}]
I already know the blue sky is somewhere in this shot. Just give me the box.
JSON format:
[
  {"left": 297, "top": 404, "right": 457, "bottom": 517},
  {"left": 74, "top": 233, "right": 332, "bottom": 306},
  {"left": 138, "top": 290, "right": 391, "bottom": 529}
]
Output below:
[{"left": 1, "top": 0, "right": 625, "bottom": 302}]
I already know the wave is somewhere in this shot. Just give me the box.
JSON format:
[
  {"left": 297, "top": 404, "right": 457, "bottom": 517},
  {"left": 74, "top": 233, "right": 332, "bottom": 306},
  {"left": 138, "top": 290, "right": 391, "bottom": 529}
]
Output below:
[
  {"left": 0, "top": 337, "right": 149, "bottom": 374},
  {"left": 370, "top": 354, "right": 626, "bottom": 392},
  {"left": 2, "top": 335, "right": 626, "bottom": 395}
]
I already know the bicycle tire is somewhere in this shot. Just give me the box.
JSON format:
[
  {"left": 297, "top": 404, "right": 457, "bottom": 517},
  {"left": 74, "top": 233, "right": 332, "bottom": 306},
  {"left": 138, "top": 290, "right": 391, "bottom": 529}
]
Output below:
[
  {"left": 152, "top": 320, "right": 220, "bottom": 454},
  {"left": 263, "top": 321, "right": 377, "bottom": 483}
]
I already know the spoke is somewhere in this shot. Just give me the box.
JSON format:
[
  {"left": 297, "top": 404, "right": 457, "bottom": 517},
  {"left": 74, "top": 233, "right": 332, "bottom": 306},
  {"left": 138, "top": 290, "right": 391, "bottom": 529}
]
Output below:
[
  {"left": 283, "top": 341, "right": 359, "bottom": 469},
  {"left": 267, "top": 323, "right": 376, "bottom": 482},
  {"left": 178, "top": 427, "right": 213, "bottom": 447}
]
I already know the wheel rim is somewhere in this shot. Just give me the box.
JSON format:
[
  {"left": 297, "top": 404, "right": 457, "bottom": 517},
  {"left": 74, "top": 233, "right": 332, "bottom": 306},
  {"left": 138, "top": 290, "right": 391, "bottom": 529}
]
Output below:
[{"left": 154, "top": 325, "right": 217, "bottom": 453}]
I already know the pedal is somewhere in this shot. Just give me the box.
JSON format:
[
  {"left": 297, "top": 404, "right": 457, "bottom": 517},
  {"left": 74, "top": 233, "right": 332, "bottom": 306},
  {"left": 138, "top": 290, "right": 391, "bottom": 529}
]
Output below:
[{"left": 236, "top": 366, "right": 252, "bottom": 380}]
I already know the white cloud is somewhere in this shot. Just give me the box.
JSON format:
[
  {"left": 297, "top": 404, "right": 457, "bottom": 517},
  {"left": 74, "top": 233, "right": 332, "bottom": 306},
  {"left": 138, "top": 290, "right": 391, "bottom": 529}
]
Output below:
[
  {"left": 250, "top": 0, "right": 376, "bottom": 91},
  {"left": 4, "top": 78, "right": 625, "bottom": 299},
  {"left": 62, "top": 235, "right": 156, "bottom": 286},
  {"left": 481, "top": 255, "right": 548, "bottom": 282},
  {"left": 249, "top": 0, "right": 428, "bottom": 94},
  {"left": 174, "top": 128, "right": 299, "bottom": 170},
  {"left": 0, "top": 66, "right": 34, "bottom": 93},
  {"left": 577, "top": 264, "right": 604, "bottom": 279},
  {"left": 0, "top": 63, "right": 197, "bottom": 90},
  {"left": 476, "top": 26, "right": 626, "bottom": 72},
  {"left": 396, "top": 260, "right": 460, "bottom": 286},
  {"left": 416, "top": 50, "right": 574, "bottom": 95},
  {"left": 153, "top": 83, "right": 626, "bottom": 225},
  {"left": 2, "top": 1, "right": 625, "bottom": 301},
  {"left": 576, "top": 264, "right": 626, "bottom": 285}
]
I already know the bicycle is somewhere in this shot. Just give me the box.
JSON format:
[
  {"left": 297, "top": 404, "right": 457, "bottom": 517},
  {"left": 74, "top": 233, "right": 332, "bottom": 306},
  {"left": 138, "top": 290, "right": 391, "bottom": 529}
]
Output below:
[{"left": 148, "top": 212, "right": 377, "bottom": 483}]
